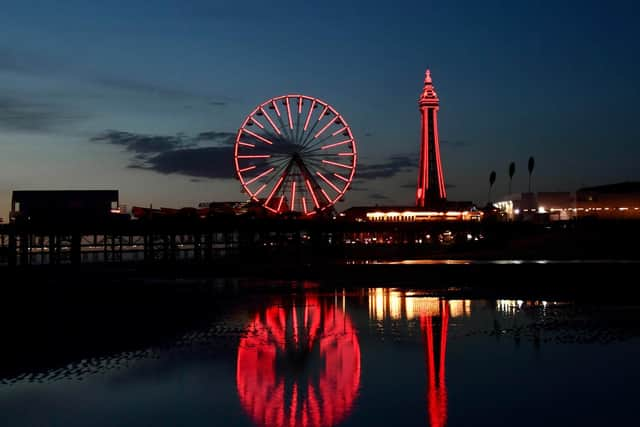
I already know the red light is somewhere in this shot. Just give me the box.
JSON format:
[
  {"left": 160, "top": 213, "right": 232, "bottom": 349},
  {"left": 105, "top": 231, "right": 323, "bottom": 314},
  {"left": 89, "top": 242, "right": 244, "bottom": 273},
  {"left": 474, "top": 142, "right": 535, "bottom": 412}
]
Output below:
[
  {"left": 331, "top": 126, "right": 347, "bottom": 137},
  {"left": 239, "top": 165, "right": 257, "bottom": 173},
  {"left": 265, "top": 176, "right": 285, "bottom": 207},
  {"left": 333, "top": 173, "right": 349, "bottom": 183},
  {"left": 245, "top": 167, "right": 275, "bottom": 186},
  {"left": 321, "top": 139, "right": 352, "bottom": 150},
  {"left": 236, "top": 296, "right": 361, "bottom": 427},
  {"left": 254, "top": 183, "right": 267, "bottom": 198},
  {"left": 261, "top": 107, "right": 282, "bottom": 135},
  {"left": 237, "top": 154, "right": 271, "bottom": 159},
  {"left": 243, "top": 129, "right": 274, "bottom": 145},
  {"left": 317, "top": 171, "right": 341, "bottom": 194},
  {"left": 250, "top": 116, "right": 266, "bottom": 129},
  {"left": 285, "top": 97, "right": 294, "bottom": 130},
  {"left": 322, "top": 159, "right": 353, "bottom": 169},
  {"left": 314, "top": 115, "right": 338, "bottom": 139},
  {"left": 306, "top": 179, "right": 320, "bottom": 209},
  {"left": 272, "top": 99, "right": 281, "bottom": 117},
  {"left": 303, "top": 100, "right": 316, "bottom": 131}
]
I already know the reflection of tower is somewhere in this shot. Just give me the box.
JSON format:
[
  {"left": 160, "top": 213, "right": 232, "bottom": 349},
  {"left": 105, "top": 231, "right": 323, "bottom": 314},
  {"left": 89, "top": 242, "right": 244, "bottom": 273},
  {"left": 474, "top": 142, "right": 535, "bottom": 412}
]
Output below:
[
  {"left": 420, "top": 300, "right": 449, "bottom": 427},
  {"left": 416, "top": 69, "right": 447, "bottom": 208}
]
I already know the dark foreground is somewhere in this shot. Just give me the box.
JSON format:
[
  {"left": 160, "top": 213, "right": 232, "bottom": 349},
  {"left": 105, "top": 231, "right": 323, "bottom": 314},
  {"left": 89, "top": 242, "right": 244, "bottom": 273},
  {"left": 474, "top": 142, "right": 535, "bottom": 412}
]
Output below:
[{"left": 1, "top": 269, "right": 640, "bottom": 427}]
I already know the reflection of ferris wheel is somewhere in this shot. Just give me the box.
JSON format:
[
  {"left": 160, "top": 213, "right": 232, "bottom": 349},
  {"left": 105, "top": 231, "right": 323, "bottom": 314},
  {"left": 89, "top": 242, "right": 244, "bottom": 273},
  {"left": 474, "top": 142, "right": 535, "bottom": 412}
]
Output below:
[{"left": 234, "top": 95, "right": 357, "bottom": 215}]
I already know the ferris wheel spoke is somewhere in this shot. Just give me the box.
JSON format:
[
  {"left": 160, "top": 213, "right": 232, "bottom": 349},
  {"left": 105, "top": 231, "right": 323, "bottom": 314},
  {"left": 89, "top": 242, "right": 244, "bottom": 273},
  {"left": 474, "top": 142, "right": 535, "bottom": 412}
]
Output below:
[
  {"left": 321, "top": 159, "right": 354, "bottom": 170},
  {"left": 333, "top": 172, "right": 350, "bottom": 183},
  {"left": 304, "top": 158, "right": 347, "bottom": 197},
  {"left": 313, "top": 115, "right": 339, "bottom": 140},
  {"left": 300, "top": 131, "right": 342, "bottom": 152},
  {"left": 259, "top": 107, "right": 282, "bottom": 135},
  {"left": 248, "top": 115, "right": 266, "bottom": 130},
  {"left": 238, "top": 165, "right": 257, "bottom": 173},
  {"left": 316, "top": 171, "right": 342, "bottom": 194},
  {"left": 244, "top": 167, "right": 275, "bottom": 186},
  {"left": 303, "top": 137, "right": 353, "bottom": 154},
  {"left": 253, "top": 183, "right": 268, "bottom": 198},
  {"left": 285, "top": 97, "right": 294, "bottom": 131},
  {"left": 303, "top": 99, "right": 316, "bottom": 131},
  {"left": 242, "top": 129, "right": 274, "bottom": 145},
  {"left": 289, "top": 180, "right": 297, "bottom": 211},
  {"left": 300, "top": 106, "right": 325, "bottom": 146},
  {"left": 294, "top": 98, "right": 303, "bottom": 144},
  {"left": 305, "top": 156, "right": 342, "bottom": 177},
  {"left": 248, "top": 118, "right": 281, "bottom": 145},
  {"left": 274, "top": 107, "right": 295, "bottom": 143}
]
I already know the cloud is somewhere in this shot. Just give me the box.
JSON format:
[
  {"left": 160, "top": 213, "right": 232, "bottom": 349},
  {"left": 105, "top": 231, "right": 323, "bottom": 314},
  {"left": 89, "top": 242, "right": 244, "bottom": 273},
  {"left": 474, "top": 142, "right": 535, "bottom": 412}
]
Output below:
[
  {"left": 357, "top": 156, "right": 417, "bottom": 180},
  {"left": 400, "top": 180, "right": 456, "bottom": 189},
  {"left": 0, "top": 95, "right": 86, "bottom": 132},
  {"left": 91, "top": 130, "right": 192, "bottom": 154},
  {"left": 348, "top": 185, "right": 368, "bottom": 192},
  {"left": 134, "top": 146, "right": 235, "bottom": 179},
  {"left": 93, "top": 129, "right": 236, "bottom": 180},
  {"left": 195, "top": 131, "right": 236, "bottom": 144},
  {"left": 368, "top": 193, "right": 389, "bottom": 200}
]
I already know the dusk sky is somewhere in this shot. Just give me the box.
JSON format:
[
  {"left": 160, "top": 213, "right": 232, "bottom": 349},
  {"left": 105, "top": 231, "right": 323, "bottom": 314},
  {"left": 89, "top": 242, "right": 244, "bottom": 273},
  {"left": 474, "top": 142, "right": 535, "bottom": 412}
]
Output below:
[{"left": 1, "top": 1, "right": 639, "bottom": 218}]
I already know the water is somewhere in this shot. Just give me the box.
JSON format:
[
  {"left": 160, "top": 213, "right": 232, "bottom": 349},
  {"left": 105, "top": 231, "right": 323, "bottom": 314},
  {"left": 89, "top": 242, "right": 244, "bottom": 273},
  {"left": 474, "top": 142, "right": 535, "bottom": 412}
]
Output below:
[{"left": 1, "top": 285, "right": 639, "bottom": 426}]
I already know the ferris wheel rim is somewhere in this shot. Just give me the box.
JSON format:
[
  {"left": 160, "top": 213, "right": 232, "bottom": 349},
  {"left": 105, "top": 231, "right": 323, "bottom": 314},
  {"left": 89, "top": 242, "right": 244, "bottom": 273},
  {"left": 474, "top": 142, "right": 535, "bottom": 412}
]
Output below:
[{"left": 234, "top": 94, "right": 357, "bottom": 215}]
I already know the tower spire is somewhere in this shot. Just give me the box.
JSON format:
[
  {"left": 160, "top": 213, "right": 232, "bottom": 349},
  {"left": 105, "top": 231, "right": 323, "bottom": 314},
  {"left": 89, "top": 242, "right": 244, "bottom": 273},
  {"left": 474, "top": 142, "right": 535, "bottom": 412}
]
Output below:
[{"left": 420, "top": 69, "right": 439, "bottom": 105}]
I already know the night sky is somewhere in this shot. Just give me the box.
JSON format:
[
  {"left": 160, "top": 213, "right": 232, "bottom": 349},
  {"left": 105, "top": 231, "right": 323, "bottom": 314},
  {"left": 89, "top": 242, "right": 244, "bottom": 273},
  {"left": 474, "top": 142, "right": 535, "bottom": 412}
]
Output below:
[{"left": 1, "top": 1, "right": 639, "bottom": 218}]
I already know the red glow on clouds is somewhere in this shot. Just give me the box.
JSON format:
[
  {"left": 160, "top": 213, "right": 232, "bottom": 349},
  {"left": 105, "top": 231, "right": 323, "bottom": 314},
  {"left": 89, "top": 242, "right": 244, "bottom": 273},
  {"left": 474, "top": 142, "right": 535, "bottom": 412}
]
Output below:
[{"left": 236, "top": 296, "right": 361, "bottom": 427}]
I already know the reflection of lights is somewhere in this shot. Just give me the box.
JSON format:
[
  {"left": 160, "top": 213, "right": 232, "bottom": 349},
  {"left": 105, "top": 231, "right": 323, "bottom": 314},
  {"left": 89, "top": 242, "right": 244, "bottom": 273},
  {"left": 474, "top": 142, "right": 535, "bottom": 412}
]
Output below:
[
  {"left": 369, "top": 289, "right": 471, "bottom": 321},
  {"left": 236, "top": 297, "right": 361, "bottom": 427},
  {"left": 448, "top": 300, "right": 471, "bottom": 318},
  {"left": 406, "top": 297, "right": 441, "bottom": 319},
  {"left": 421, "top": 301, "right": 449, "bottom": 427},
  {"left": 496, "top": 299, "right": 520, "bottom": 313}
]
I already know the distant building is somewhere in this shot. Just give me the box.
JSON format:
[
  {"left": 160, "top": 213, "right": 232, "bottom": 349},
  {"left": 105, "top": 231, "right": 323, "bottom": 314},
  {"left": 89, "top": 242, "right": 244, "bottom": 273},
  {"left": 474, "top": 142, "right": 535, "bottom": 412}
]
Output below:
[
  {"left": 576, "top": 182, "right": 640, "bottom": 219},
  {"left": 342, "top": 202, "right": 481, "bottom": 223},
  {"left": 11, "top": 190, "right": 120, "bottom": 223},
  {"left": 494, "top": 182, "right": 640, "bottom": 221}
]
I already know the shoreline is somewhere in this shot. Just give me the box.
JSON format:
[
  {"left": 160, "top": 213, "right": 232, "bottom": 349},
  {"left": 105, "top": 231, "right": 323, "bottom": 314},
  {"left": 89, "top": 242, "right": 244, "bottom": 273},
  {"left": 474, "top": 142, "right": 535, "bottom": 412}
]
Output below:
[{"left": 1, "top": 258, "right": 637, "bottom": 299}]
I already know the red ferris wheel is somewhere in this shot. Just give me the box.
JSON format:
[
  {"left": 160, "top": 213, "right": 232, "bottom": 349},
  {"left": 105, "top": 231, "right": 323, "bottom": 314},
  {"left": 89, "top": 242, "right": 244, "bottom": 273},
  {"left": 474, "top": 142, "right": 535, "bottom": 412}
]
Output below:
[{"left": 234, "top": 95, "right": 357, "bottom": 215}]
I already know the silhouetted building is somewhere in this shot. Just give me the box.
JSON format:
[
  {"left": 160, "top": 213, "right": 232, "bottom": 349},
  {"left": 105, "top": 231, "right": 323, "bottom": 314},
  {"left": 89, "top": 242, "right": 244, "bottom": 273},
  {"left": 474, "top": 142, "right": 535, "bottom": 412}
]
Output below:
[{"left": 11, "top": 190, "right": 120, "bottom": 224}]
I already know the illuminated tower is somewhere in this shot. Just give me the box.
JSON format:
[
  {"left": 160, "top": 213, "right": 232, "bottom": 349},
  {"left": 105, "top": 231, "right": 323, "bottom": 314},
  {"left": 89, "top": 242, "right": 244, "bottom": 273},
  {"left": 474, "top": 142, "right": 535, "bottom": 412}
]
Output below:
[{"left": 416, "top": 69, "right": 446, "bottom": 207}]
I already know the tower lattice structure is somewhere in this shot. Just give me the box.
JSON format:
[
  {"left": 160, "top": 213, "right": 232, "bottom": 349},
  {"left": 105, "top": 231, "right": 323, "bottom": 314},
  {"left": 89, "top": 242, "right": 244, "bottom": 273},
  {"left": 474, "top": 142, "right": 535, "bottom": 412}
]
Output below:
[{"left": 416, "top": 69, "right": 446, "bottom": 207}]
